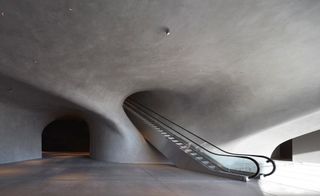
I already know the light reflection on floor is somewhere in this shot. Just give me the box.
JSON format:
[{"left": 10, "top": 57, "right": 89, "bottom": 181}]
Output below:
[
  {"left": 0, "top": 167, "right": 28, "bottom": 176},
  {"left": 258, "top": 161, "right": 320, "bottom": 196}
]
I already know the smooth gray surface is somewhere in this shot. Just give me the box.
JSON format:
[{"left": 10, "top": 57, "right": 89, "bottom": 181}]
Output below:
[
  {"left": 0, "top": 74, "right": 163, "bottom": 164},
  {"left": 0, "top": 153, "right": 265, "bottom": 196},
  {"left": 0, "top": 153, "right": 319, "bottom": 196},
  {"left": 293, "top": 131, "right": 320, "bottom": 163},
  {"left": 0, "top": 0, "right": 320, "bottom": 163},
  {"left": 0, "top": 102, "right": 44, "bottom": 163}
]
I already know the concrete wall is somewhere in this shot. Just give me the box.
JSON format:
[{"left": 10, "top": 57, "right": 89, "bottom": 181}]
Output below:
[
  {"left": 0, "top": 102, "right": 46, "bottom": 164},
  {"left": 0, "top": 100, "right": 165, "bottom": 164},
  {"left": 293, "top": 131, "right": 320, "bottom": 163},
  {"left": 0, "top": 74, "right": 165, "bottom": 164},
  {"left": 0, "top": 102, "right": 166, "bottom": 164},
  {"left": 1, "top": 1, "right": 320, "bottom": 163},
  {"left": 129, "top": 89, "right": 320, "bottom": 156},
  {"left": 88, "top": 113, "right": 167, "bottom": 163}
]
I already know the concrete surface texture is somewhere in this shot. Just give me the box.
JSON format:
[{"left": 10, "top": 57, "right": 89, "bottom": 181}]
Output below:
[
  {"left": 0, "top": 153, "right": 319, "bottom": 196},
  {"left": 0, "top": 0, "right": 320, "bottom": 163}
]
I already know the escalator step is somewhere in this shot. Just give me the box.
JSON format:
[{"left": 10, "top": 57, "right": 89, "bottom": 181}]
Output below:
[
  {"left": 190, "top": 152, "right": 197, "bottom": 156},
  {"left": 208, "top": 165, "right": 216, "bottom": 169},
  {"left": 195, "top": 156, "right": 203, "bottom": 160},
  {"left": 160, "top": 132, "right": 167, "bottom": 135},
  {"left": 172, "top": 140, "right": 179, "bottom": 143},
  {"left": 164, "top": 135, "right": 170, "bottom": 137},
  {"left": 168, "top": 137, "right": 174, "bottom": 140},
  {"left": 201, "top": 161, "right": 209, "bottom": 164},
  {"left": 185, "top": 149, "right": 192, "bottom": 153},
  {"left": 176, "top": 143, "right": 183, "bottom": 146}
]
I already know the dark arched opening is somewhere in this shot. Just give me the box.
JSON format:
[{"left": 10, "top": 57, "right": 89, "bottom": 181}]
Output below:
[
  {"left": 271, "top": 139, "right": 292, "bottom": 161},
  {"left": 42, "top": 117, "right": 90, "bottom": 155}
]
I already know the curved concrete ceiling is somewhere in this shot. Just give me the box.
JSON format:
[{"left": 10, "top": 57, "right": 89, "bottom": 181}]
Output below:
[{"left": 0, "top": 0, "right": 320, "bottom": 163}]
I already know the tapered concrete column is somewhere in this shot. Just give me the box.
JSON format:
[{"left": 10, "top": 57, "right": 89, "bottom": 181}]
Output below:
[{"left": 89, "top": 111, "right": 167, "bottom": 163}]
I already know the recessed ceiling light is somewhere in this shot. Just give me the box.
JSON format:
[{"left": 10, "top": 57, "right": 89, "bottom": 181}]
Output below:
[{"left": 165, "top": 27, "right": 170, "bottom": 36}]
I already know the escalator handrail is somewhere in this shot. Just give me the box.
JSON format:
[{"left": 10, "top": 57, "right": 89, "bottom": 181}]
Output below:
[
  {"left": 126, "top": 99, "right": 276, "bottom": 177},
  {"left": 124, "top": 101, "right": 261, "bottom": 178}
]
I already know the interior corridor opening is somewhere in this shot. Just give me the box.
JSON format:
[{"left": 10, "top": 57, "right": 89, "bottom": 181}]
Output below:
[
  {"left": 42, "top": 117, "right": 90, "bottom": 158},
  {"left": 271, "top": 139, "right": 293, "bottom": 161}
]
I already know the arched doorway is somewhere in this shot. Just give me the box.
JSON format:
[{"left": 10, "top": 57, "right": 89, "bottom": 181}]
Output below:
[
  {"left": 42, "top": 117, "right": 90, "bottom": 157},
  {"left": 271, "top": 139, "right": 292, "bottom": 161},
  {"left": 272, "top": 130, "right": 320, "bottom": 163}
]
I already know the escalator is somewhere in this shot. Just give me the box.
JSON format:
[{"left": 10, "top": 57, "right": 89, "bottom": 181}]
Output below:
[{"left": 124, "top": 99, "right": 276, "bottom": 182}]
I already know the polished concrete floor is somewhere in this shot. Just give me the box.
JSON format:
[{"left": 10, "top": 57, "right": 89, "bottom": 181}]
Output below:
[{"left": 0, "top": 153, "right": 319, "bottom": 196}]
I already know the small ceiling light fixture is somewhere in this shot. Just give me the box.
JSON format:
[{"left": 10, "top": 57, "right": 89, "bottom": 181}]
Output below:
[
  {"left": 165, "top": 27, "right": 170, "bottom": 36},
  {"left": 1, "top": 12, "right": 5, "bottom": 16}
]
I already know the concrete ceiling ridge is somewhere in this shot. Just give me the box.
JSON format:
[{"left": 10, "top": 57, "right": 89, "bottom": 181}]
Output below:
[{"left": 0, "top": 71, "right": 114, "bottom": 123}]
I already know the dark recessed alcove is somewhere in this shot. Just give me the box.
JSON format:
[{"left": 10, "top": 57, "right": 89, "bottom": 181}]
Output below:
[
  {"left": 42, "top": 118, "right": 90, "bottom": 152},
  {"left": 271, "top": 139, "right": 292, "bottom": 161}
]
